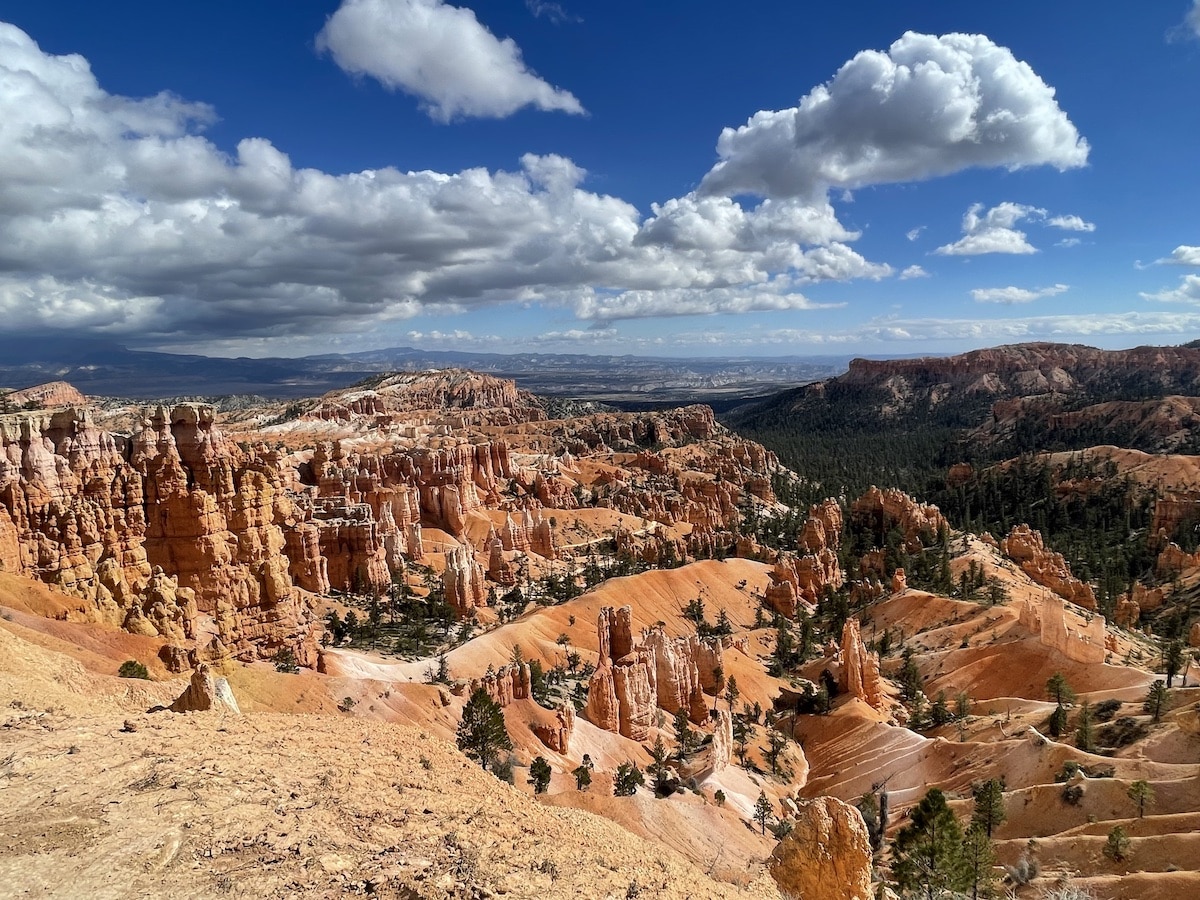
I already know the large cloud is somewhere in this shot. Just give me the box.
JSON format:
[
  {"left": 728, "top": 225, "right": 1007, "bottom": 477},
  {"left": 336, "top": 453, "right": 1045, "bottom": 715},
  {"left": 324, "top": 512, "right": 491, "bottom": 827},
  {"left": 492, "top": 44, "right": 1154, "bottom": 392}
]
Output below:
[
  {"left": 316, "top": 0, "right": 583, "bottom": 121},
  {"left": 699, "top": 31, "right": 1088, "bottom": 200},
  {"left": 0, "top": 22, "right": 1090, "bottom": 347}
]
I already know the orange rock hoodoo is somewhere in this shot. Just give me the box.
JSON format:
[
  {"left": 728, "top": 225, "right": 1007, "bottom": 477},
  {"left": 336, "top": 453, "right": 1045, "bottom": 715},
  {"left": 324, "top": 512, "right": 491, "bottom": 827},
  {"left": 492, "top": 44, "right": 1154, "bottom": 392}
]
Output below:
[
  {"left": 585, "top": 604, "right": 724, "bottom": 741},
  {"left": 837, "top": 618, "right": 883, "bottom": 709},
  {"left": 0, "top": 405, "right": 319, "bottom": 666},
  {"left": 851, "top": 486, "right": 948, "bottom": 553},
  {"left": 1001, "top": 524, "right": 1097, "bottom": 610}
]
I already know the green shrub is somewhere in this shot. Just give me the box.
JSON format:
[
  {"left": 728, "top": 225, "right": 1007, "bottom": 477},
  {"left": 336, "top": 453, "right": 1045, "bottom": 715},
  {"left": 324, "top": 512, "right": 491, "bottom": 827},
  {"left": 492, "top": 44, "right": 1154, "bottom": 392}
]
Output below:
[{"left": 117, "top": 660, "right": 149, "bottom": 680}]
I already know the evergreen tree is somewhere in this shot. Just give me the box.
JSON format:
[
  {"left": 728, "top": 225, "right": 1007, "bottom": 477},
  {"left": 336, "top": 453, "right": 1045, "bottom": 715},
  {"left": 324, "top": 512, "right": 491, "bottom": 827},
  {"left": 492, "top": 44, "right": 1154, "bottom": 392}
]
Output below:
[
  {"left": 1103, "top": 825, "right": 1131, "bottom": 862},
  {"left": 1074, "top": 701, "right": 1095, "bottom": 752},
  {"left": 1048, "top": 703, "right": 1069, "bottom": 738},
  {"left": 1143, "top": 679, "right": 1171, "bottom": 723},
  {"left": 725, "top": 675, "right": 740, "bottom": 713},
  {"left": 891, "top": 788, "right": 969, "bottom": 899},
  {"left": 572, "top": 764, "right": 592, "bottom": 791},
  {"left": 456, "top": 687, "right": 512, "bottom": 772},
  {"left": 528, "top": 756, "right": 551, "bottom": 794},
  {"left": 970, "top": 779, "right": 1007, "bottom": 838},
  {"left": 673, "top": 707, "right": 695, "bottom": 761},
  {"left": 1127, "top": 780, "right": 1154, "bottom": 818},
  {"left": 898, "top": 647, "right": 923, "bottom": 703},
  {"left": 733, "top": 717, "right": 751, "bottom": 766},
  {"left": 1164, "top": 640, "right": 1186, "bottom": 688},
  {"left": 961, "top": 822, "right": 996, "bottom": 900},
  {"left": 1046, "top": 672, "right": 1076, "bottom": 706},
  {"left": 766, "top": 729, "right": 788, "bottom": 776},
  {"left": 753, "top": 790, "right": 773, "bottom": 835},
  {"left": 612, "top": 762, "right": 644, "bottom": 796}
]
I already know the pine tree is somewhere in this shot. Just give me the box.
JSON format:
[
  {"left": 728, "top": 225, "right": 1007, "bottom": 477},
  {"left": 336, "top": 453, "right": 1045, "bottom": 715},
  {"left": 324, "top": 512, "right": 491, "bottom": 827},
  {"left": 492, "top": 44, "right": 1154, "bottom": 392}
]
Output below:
[
  {"left": 961, "top": 822, "right": 996, "bottom": 900},
  {"left": 725, "top": 675, "right": 740, "bottom": 713},
  {"left": 1046, "top": 672, "right": 1075, "bottom": 706},
  {"left": 970, "top": 778, "right": 1007, "bottom": 838},
  {"left": 613, "top": 762, "right": 644, "bottom": 796},
  {"left": 891, "top": 788, "right": 970, "bottom": 899},
  {"left": 456, "top": 687, "right": 512, "bottom": 772},
  {"left": 528, "top": 756, "right": 551, "bottom": 794},
  {"left": 766, "top": 729, "right": 788, "bottom": 775},
  {"left": 1164, "top": 640, "right": 1185, "bottom": 688},
  {"left": 1127, "top": 780, "right": 1154, "bottom": 818},
  {"left": 1143, "top": 680, "right": 1170, "bottom": 723},
  {"left": 1074, "top": 701, "right": 1095, "bottom": 752},
  {"left": 753, "top": 790, "right": 773, "bottom": 835},
  {"left": 571, "top": 764, "right": 592, "bottom": 791},
  {"left": 673, "top": 707, "right": 694, "bottom": 761}
]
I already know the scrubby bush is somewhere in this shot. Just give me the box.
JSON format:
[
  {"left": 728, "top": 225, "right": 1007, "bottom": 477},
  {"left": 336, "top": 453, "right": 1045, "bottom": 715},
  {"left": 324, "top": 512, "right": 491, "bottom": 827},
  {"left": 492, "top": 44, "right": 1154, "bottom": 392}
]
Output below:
[
  {"left": 1091, "top": 698, "right": 1121, "bottom": 723},
  {"left": 117, "top": 660, "right": 149, "bottom": 680},
  {"left": 1103, "top": 826, "right": 1130, "bottom": 862}
]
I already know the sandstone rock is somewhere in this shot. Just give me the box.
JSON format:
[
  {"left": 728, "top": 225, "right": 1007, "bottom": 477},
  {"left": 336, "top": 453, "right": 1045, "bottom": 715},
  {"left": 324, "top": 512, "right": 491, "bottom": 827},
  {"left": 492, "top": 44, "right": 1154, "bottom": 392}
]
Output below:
[
  {"left": 851, "top": 486, "right": 948, "bottom": 553},
  {"left": 1001, "top": 524, "right": 1097, "bottom": 610},
  {"left": 891, "top": 568, "right": 907, "bottom": 593},
  {"left": 531, "top": 704, "right": 576, "bottom": 754},
  {"left": 1019, "top": 593, "right": 1107, "bottom": 665},
  {"left": 708, "top": 707, "right": 732, "bottom": 774},
  {"left": 1190, "top": 622, "right": 1200, "bottom": 648},
  {"left": 168, "top": 665, "right": 241, "bottom": 714},
  {"left": 486, "top": 532, "right": 517, "bottom": 586},
  {"left": 6, "top": 381, "right": 88, "bottom": 409},
  {"left": 443, "top": 544, "right": 488, "bottom": 619},
  {"left": 597, "top": 605, "right": 635, "bottom": 666},
  {"left": 584, "top": 663, "right": 620, "bottom": 733},
  {"left": 470, "top": 663, "right": 530, "bottom": 707},
  {"left": 768, "top": 796, "right": 873, "bottom": 900},
  {"left": 838, "top": 618, "right": 883, "bottom": 709}
]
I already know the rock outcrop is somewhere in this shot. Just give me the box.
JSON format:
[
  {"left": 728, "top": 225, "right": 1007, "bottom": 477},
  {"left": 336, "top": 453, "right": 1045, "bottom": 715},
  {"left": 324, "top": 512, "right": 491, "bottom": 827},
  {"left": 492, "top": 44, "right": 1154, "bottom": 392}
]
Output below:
[
  {"left": 0, "top": 405, "right": 319, "bottom": 666},
  {"left": 443, "top": 544, "right": 489, "bottom": 619},
  {"left": 168, "top": 664, "right": 241, "bottom": 714},
  {"left": 469, "top": 663, "right": 532, "bottom": 707},
  {"left": 768, "top": 796, "right": 873, "bottom": 900},
  {"left": 838, "top": 618, "right": 883, "bottom": 709},
  {"left": 585, "top": 605, "right": 722, "bottom": 741},
  {"left": 1001, "top": 524, "right": 1097, "bottom": 610},
  {"left": 708, "top": 707, "right": 733, "bottom": 774},
  {"left": 1018, "top": 592, "right": 1107, "bottom": 664},
  {"left": 530, "top": 704, "right": 576, "bottom": 754},
  {"left": 851, "top": 487, "right": 947, "bottom": 552}
]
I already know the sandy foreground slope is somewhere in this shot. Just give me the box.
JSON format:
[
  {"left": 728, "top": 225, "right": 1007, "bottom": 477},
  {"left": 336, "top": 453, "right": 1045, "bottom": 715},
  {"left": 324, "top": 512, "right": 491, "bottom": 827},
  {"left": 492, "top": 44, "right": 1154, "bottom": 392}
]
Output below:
[{"left": 0, "top": 621, "right": 780, "bottom": 900}]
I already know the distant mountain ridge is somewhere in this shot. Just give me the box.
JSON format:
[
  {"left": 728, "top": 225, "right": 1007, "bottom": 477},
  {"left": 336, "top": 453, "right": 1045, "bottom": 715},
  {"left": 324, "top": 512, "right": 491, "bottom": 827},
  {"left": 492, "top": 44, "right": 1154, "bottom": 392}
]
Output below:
[{"left": 0, "top": 336, "right": 845, "bottom": 404}]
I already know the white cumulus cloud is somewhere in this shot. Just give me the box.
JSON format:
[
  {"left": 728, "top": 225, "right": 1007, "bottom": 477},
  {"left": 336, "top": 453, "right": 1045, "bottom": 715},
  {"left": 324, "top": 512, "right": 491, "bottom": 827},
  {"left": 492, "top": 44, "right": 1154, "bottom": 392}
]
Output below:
[
  {"left": 899, "top": 265, "right": 929, "bottom": 280},
  {"left": 1156, "top": 246, "right": 1200, "bottom": 266},
  {"left": 971, "top": 283, "right": 1069, "bottom": 304},
  {"left": 1046, "top": 214, "right": 1095, "bottom": 232},
  {"left": 1142, "top": 275, "right": 1200, "bottom": 304},
  {"left": 316, "top": 0, "right": 583, "bottom": 121},
  {"left": 0, "top": 21, "right": 1092, "bottom": 348},
  {"left": 936, "top": 202, "right": 1044, "bottom": 256},
  {"left": 699, "top": 31, "right": 1088, "bottom": 200}
]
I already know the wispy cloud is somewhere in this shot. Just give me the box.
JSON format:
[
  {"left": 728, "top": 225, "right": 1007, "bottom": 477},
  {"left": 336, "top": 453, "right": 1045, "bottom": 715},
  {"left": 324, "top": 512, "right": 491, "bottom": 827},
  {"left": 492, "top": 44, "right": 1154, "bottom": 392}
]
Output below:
[
  {"left": 525, "top": 1, "right": 580, "bottom": 25},
  {"left": 971, "top": 284, "right": 1069, "bottom": 304}
]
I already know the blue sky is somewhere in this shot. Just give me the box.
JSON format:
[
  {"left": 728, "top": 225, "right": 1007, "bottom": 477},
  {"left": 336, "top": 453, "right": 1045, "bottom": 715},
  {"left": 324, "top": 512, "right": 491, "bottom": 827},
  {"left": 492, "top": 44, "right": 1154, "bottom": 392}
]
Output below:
[{"left": 1, "top": 0, "right": 1199, "bottom": 359}]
